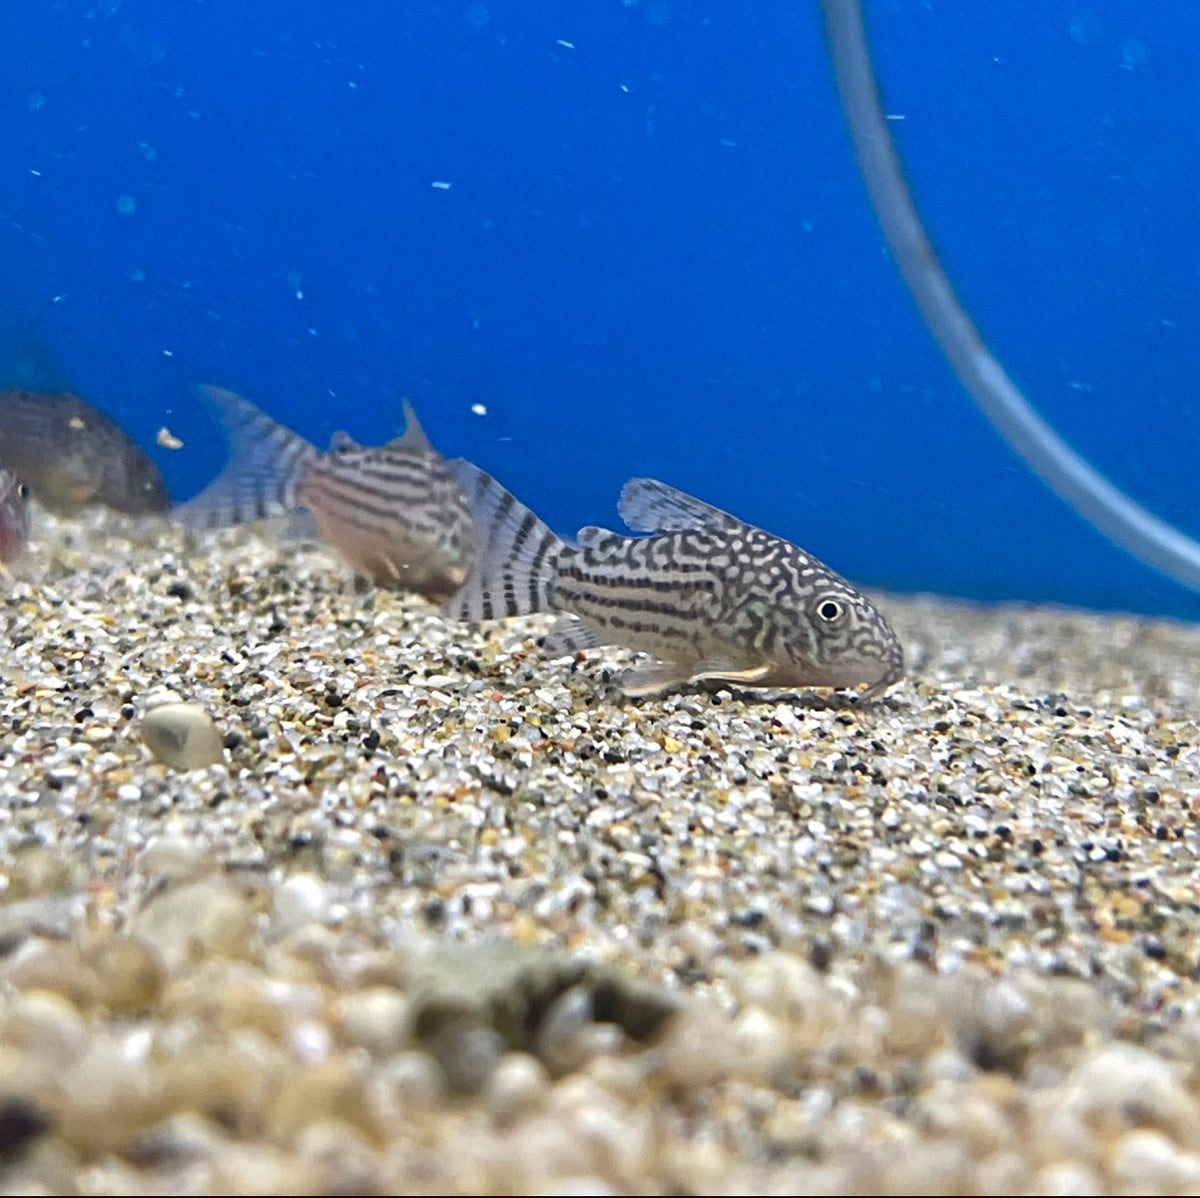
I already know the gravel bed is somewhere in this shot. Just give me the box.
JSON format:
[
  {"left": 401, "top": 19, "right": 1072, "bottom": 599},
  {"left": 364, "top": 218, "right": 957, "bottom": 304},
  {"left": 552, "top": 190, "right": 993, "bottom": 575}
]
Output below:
[{"left": 0, "top": 508, "right": 1198, "bottom": 1195}]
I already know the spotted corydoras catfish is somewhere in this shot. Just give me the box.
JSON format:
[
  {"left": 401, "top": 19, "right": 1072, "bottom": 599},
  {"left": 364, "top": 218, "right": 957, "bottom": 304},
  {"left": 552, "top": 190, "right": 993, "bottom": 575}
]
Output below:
[
  {"left": 0, "top": 389, "right": 170, "bottom": 515},
  {"left": 177, "top": 386, "right": 477, "bottom": 599},
  {"left": 0, "top": 468, "right": 31, "bottom": 566},
  {"left": 446, "top": 463, "right": 904, "bottom": 699}
]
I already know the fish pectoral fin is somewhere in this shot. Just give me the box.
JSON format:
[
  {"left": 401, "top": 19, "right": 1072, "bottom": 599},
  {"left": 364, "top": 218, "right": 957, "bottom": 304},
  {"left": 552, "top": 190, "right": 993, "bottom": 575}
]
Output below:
[
  {"left": 281, "top": 508, "right": 320, "bottom": 542},
  {"left": 688, "top": 659, "right": 774, "bottom": 686},
  {"left": 542, "top": 615, "right": 608, "bottom": 658},
  {"left": 621, "top": 660, "right": 697, "bottom": 697}
]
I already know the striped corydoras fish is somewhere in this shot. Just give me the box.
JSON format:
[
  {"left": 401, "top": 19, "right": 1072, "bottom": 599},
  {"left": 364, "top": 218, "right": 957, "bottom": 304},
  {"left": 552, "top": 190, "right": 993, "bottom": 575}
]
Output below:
[
  {"left": 178, "top": 386, "right": 476, "bottom": 599},
  {"left": 446, "top": 462, "right": 904, "bottom": 699},
  {"left": 0, "top": 467, "right": 31, "bottom": 566}
]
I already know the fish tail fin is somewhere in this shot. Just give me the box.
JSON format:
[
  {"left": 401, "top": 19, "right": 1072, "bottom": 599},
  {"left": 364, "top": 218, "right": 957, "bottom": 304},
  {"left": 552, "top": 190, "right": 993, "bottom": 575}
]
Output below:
[
  {"left": 443, "top": 459, "right": 565, "bottom": 623},
  {"left": 176, "top": 385, "right": 316, "bottom": 528}
]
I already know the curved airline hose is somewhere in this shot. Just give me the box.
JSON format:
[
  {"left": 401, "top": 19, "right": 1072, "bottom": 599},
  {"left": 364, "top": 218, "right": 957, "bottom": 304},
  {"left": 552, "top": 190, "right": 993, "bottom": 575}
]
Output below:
[{"left": 819, "top": 0, "right": 1200, "bottom": 592}]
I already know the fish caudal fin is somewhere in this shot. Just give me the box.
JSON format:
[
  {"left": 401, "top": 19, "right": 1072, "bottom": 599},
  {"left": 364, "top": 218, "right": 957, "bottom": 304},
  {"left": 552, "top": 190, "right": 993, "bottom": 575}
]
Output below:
[
  {"left": 176, "top": 385, "right": 317, "bottom": 528},
  {"left": 443, "top": 460, "right": 565, "bottom": 624}
]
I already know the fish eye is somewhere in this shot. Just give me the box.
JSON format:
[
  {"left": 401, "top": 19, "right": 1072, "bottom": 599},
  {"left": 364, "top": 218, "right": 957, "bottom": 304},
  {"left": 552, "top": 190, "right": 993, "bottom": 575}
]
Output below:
[
  {"left": 815, "top": 596, "right": 845, "bottom": 623},
  {"left": 16, "top": 483, "right": 29, "bottom": 500}
]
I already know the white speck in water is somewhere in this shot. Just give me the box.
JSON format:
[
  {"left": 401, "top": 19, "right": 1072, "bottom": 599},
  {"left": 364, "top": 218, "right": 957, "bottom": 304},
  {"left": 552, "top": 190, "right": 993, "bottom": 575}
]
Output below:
[
  {"left": 471, "top": 403, "right": 487, "bottom": 417},
  {"left": 431, "top": 180, "right": 452, "bottom": 190},
  {"left": 129, "top": 267, "right": 145, "bottom": 282},
  {"left": 556, "top": 39, "right": 575, "bottom": 49},
  {"left": 116, "top": 194, "right": 136, "bottom": 217},
  {"left": 26, "top": 91, "right": 46, "bottom": 112}
]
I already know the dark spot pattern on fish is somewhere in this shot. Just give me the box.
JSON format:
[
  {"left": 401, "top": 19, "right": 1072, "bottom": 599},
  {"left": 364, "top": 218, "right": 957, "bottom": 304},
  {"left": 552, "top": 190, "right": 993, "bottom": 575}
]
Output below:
[
  {"left": 0, "top": 390, "right": 169, "bottom": 515},
  {"left": 447, "top": 462, "right": 904, "bottom": 700},
  {"left": 177, "top": 386, "right": 476, "bottom": 599}
]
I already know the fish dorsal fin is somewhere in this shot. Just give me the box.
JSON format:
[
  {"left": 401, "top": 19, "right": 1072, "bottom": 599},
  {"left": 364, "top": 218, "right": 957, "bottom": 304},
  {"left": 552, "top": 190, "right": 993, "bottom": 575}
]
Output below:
[
  {"left": 384, "top": 399, "right": 432, "bottom": 454},
  {"left": 618, "top": 477, "right": 742, "bottom": 534},
  {"left": 328, "top": 429, "right": 359, "bottom": 452}
]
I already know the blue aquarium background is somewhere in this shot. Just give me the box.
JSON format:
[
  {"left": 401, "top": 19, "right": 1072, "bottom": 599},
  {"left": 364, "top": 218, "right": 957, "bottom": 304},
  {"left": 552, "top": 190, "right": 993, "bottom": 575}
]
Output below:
[{"left": 2, "top": 1, "right": 1196, "bottom": 618}]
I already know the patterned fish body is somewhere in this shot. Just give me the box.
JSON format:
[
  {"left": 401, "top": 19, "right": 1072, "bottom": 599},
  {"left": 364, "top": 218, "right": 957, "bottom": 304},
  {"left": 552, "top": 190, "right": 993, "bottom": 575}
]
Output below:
[
  {"left": 447, "top": 463, "right": 904, "bottom": 698},
  {"left": 178, "top": 386, "right": 476, "bottom": 598},
  {"left": 0, "top": 389, "right": 169, "bottom": 515},
  {"left": 0, "top": 468, "right": 30, "bottom": 564}
]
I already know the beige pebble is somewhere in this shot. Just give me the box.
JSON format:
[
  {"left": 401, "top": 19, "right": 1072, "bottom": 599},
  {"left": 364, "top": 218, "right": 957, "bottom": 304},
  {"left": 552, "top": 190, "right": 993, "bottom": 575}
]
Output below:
[
  {"left": 273, "top": 873, "right": 333, "bottom": 932},
  {"left": 333, "top": 987, "right": 409, "bottom": 1058},
  {"left": 1066, "top": 1044, "right": 1200, "bottom": 1150},
  {"left": 82, "top": 934, "right": 167, "bottom": 1015},
  {"left": 0, "top": 990, "right": 89, "bottom": 1067},
  {"left": 1032, "top": 1160, "right": 1103, "bottom": 1195},
  {"left": 141, "top": 703, "right": 226, "bottom": 771},
  {"left": 485, "top": 1052, "right": 550, "bottom": 1125},
  {"left": 132, "top": 876, "right": 256, "bottom": 971},
  {"left": 1110, "top": 1128, "right": 1200, "bottom": 1193}
]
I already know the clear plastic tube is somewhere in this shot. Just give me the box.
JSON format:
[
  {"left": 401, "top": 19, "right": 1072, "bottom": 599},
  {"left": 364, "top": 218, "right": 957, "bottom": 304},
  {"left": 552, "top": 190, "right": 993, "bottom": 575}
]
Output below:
[{"left": 819, "top": 0, "right": 1200, "bottom": 592}]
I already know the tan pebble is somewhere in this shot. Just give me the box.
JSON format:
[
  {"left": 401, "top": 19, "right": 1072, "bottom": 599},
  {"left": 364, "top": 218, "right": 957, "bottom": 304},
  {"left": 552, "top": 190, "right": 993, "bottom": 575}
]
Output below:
[
  {"left": 81, "top": 934, "right": 166, "bottom": 1014},
  {"left": 736, "top": 951, "right": 827, "bottom": 1022},
  {"left": 729, "top": 1004, "right": 789, "bottom": 1083},
  {"left": 128, "top": 1110, "right": 226, "bottom": 1165},
  {"left": 136, "top": 835, "right": 216, "bottom": 887},
  {"left": 1032, "top": 1160, "right": 1103, "bottom": 1195},
  {"left": 970, "top": 1149, "right": 1030, "bottom": 1195},
  {"left": 55, "top": 1033, "right": 159, "bottom": 1156},
  {"left": 132, "top": 876, "right": 256, "bottom": 971},
  {"left": 6, "top": 847, "right": 81, "bottom": 901},
  {"left": 273, "top": 873, "right": 333, "bottom": 932},
  {"left": 1110, "top": 1128, "right": 1200, "bottom": 1192},
  {"left": 155, "top": 1034, "right": 281, "bottom": 1130},
  {"left": 656, "top": 1000, "right": 735, "bottom": 1090},
  {"left": 206, "top": 1142, "right": 308, "bottom": 1195},
  {"left": 267, "top": 1057, "right": 374, "bottom": 1142},
  {"left": 485, "top": 1052, "right": 550, "bottom": 1125},
  {"left": 333, "top": 988, "right": 409, "bottom": 1058},
  {"left": 0, "top": 990, "right": 88, "bottom": 1066},
  {"left": 1066, "top": 1043, "right": 1200, "bottom": 1150},
  {"left": 296, "top": 1118, "right": 383, "bottom": 1194},
  {"left": 379, "top": 1051, "right": 446, "bottom": 1109},
  {"left": 3, "top": 939, "right": 96, "bottom": 1009},
  {"left": 141, "top": 703, "right": 226, "bottom": 771}
]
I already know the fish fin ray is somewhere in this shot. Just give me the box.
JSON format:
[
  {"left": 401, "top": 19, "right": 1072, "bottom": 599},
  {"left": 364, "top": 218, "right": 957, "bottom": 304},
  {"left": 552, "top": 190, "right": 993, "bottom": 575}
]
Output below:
[
  {"left": 617, "top": 478, "right": 741, "bottom": 534},
  {"left": 689, "top": 659, "right": 773, "bottom": 686},
  {"left": 542, "top": 616, "right": 608, "bottom": 658},
  {"left": 621, "top": 659, "right": 696, "bottom": 697},
  {"left": 442, "top": 459, "right": 565, "bottom": 624}
]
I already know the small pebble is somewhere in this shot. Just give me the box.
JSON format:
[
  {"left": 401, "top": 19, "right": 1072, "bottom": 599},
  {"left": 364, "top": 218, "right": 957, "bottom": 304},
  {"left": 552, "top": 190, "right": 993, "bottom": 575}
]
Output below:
[{"left": 141, "top": 703, "right": 226, "bottom": 771}]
